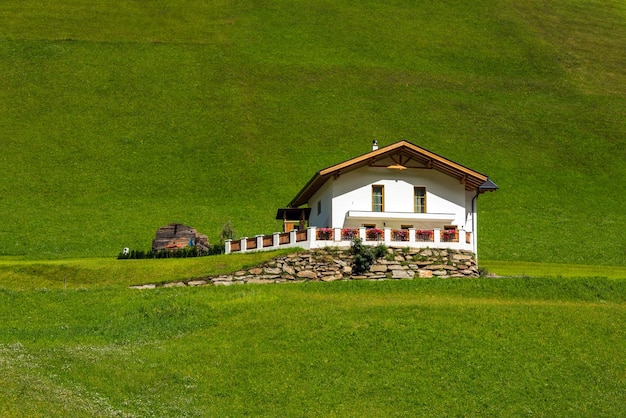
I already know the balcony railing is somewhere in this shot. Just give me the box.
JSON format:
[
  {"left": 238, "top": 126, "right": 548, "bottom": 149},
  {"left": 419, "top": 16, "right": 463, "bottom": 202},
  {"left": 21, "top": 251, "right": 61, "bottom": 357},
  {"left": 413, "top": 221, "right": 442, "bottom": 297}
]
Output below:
[
  {"left": 365, "top": 228, "right": 384, "bottom": 242},
  {"left": 316, "top": 228, "right": 334, "bottom": 241},
  {"left": 440, "top": 230, "right": 459, "bottom": 243},
  {"left": 415, "top": 230, "right": 434, "bottom": 242},
  {"left": 296, "top": 230, "right": 307, "bottom": 242},
  {"left": 341, "top": 228, "right": 359, "bottom": 241},
  {"left": 392, "top": 229, "right": 410, "bottom": 242},
  {"left": 226, "top": 227, "right": 473, "bottom": 254},
  {"left": 246, "top": 237, "right": 257, "bottom": 250}
]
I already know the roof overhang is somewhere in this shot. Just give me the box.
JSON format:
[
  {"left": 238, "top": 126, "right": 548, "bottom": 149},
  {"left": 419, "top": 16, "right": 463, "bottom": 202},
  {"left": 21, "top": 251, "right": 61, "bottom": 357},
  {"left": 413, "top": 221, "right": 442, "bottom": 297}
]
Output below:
[
  {"left": 478, "top": 178, "right": 499, "bottom": 193},
  {"left": 288, "top": 140, "right": 492, "bottom": 207},
  {"left": 275, "top": 207, "right": 312, "bottom": 221}
]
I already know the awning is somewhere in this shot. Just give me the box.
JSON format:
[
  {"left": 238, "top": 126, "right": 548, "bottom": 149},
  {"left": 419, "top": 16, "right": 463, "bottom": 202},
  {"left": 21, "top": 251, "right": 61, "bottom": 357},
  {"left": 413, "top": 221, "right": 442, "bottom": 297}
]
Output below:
[{"left": 275, "top": 208, "right": 312, "bottom": 221}]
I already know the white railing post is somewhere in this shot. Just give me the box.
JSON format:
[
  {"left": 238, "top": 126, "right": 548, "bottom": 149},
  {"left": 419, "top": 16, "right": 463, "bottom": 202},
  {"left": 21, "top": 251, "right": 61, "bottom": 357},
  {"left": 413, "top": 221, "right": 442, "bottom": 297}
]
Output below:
[
  {"left": 458, "top": 228, "right": 466, "bottom": 250},
  {"left": 273, "top": 232, "right": 280, "bottom": 248},
  {"left": 241, "top": 237, "right": 248, "bottom": 253},
  {"left": 308, "top": 227, "right": 317, "bottom": 249},
  {"left": 334, "top": 227, "right": 341, "bottom": 242},
  {"left": 256, "top": 235, "right": 263, "bottom": 250},
  {"left": 433, "top": 228, "right": 441, "bottom": 246},
  {"left": 359, "top": 227, "right": 366, "bottom": 243},
  {"left": 225, "top": 239, "right": 231, "bottom": 254},
  {"left": 384, "top": 227, "right": 391, "bottom": 246},
  {"left": 289, "top": 229, "right": 297, "bottom": 245},
  {"left": 409, "top": 228, "right": 416, "bottom": 246}
]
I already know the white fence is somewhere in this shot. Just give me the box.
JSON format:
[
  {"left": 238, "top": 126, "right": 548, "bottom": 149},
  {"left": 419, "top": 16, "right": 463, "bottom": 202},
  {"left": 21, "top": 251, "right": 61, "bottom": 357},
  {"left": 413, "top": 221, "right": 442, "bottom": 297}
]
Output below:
[{"left": 225, "top": 227, "right": 473, "bottom": 254}]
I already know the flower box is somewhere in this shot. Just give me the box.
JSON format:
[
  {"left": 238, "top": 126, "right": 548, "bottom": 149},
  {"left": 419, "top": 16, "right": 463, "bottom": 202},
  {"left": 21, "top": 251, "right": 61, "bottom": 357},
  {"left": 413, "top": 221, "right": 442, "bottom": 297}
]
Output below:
[
  {"left": 392, "top": 229, "right": 409, "bottom": 241},
  {"left": 416, "top": 229, "right": 434, "bottom": 242},
  {"left": 441, "top": 229, "right": 458, "bottom": 242},
  {"left": 366, "top": 228, "right": 383, "bottom": 241},
  {"left": 341, "top": 228, "right": 358, "bottom": 240},
  {"left": 316, "top": 228, "right": 333, "bottom": 240}
]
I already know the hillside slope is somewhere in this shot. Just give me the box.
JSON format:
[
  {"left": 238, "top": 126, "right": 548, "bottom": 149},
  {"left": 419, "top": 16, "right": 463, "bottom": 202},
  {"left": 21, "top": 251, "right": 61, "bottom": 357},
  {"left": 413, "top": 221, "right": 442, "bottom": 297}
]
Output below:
[{"left": 0, "top": 0, "right": 624, "bottom": 263}]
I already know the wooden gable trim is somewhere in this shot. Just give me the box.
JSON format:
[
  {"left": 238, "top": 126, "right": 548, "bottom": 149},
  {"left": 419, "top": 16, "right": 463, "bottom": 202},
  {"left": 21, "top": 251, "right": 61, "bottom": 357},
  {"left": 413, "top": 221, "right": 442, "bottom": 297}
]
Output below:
[{"left": 288, "top": 140, "right": 489, "bottom": 207}]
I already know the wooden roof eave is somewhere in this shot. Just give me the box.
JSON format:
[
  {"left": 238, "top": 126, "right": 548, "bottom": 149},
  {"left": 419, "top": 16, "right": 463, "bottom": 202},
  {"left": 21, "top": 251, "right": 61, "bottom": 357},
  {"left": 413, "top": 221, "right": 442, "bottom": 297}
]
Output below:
[{"left": 288, "top": 140, "right": 490, "bottom": 207}]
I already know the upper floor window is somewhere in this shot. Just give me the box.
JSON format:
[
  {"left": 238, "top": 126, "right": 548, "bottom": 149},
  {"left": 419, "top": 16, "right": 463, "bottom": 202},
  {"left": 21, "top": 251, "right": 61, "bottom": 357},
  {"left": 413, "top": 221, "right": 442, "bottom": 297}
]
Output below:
[
  {"left": 372, "top": 185, "right": 384, "bottom": 212},
  {"left": 414, "top": 187, "right": 426, "bottom": 213}
]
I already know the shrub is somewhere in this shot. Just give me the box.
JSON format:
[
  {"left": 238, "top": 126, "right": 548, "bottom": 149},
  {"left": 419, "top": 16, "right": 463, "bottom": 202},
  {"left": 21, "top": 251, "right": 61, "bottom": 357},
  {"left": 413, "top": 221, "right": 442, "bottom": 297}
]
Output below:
[
  {"left": 117, "top": 244, "right": 225, "bottom": 259},
  {"left": 373, "top": 244, "right": 388, "bottom": 259},
  {"left": 478, "top": 266, "right": 490, "bottom": 278},
  {"left": 350, "top": 238, "right": 387, "bottom": 275}
]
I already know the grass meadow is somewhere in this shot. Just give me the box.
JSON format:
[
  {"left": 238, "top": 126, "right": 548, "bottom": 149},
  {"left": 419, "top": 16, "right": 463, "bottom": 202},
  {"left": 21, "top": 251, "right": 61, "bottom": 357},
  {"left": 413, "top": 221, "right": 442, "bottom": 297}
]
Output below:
[
  {"left": 0, "top": 255, "right": 625, "bottom": 416},
  {"left": 1, "top": 0, "right": 626, "bottom": 416},
  {"left": 1, "top": 273, "right": 625, "bottom": 417},
  {"left": 0, "top": 0, "right": 624, "bottom": 264}
]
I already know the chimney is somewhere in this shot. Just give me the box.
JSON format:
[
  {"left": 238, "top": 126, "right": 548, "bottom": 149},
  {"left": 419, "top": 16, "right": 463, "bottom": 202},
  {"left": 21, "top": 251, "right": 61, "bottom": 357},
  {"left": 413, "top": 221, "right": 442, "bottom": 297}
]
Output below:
[{"left": 372, "top": 140, "right": 378, "bottom": 151}]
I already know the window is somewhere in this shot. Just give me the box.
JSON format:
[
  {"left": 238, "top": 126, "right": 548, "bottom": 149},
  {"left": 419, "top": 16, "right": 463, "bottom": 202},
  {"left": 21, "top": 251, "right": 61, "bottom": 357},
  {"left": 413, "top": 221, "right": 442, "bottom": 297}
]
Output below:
[
  {"left": 372, "top": 185, "right": 384, "bottom": 212},
  {"left": 317, "top": 200, "right": 321, "bottom": 216},
  {"left": 414, "top": 187, "right": 426, "bottom": 213}
]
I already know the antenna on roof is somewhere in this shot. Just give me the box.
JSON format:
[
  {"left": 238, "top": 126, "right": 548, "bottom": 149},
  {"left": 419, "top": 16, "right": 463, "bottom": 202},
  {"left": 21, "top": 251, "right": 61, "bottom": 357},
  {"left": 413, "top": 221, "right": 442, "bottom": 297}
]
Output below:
[{"left": 372, "top": 140, "right": 378, "bottom": 151}]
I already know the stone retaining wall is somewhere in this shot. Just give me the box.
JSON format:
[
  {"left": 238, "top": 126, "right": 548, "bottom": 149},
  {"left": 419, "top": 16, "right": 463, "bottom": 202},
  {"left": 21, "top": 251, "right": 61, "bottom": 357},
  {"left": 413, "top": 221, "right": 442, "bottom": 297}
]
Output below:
[{"left": 131, "top": 248, "right": 478, "bottom": 289}]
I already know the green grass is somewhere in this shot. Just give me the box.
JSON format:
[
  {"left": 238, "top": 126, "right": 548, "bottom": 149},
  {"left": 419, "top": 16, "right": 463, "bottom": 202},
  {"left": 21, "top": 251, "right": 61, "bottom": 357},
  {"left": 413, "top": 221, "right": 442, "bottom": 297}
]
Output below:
[
  {"left": 485, "top": 260, "right": 626, "bottom": 279},
  {"left": 1, "top": 254, "right": 624, "bottom": 416},
  {"left": 0, "top": 0, "right": 624, "bottom": 265},
  {"left": 0, "top": 250, "right": 297, "bottom": 290},
  {"left": 1, "top": 277, "right": 625, "bottom": 416},
  {"left": 1, "top": 3, "right": 624, "bottom": 415}
]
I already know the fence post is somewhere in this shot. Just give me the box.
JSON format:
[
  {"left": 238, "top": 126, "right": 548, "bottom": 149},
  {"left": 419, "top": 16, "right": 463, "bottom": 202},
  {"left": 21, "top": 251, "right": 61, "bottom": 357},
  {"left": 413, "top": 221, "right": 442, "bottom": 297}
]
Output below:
[
  {"left": 241, "top": 237, "right": 248, "bottom": 253},
  {"left": 384, "top": 227, "right": 391, "bottom": 246},
  {"left": 433, "top": 228, "right": 441, "bottom": 245},
  {"left": 308, "top": 227, "right": 316, "bottom": 249},
  {"left": 408, "top": 228, "right": 416, "bottom": 246},
  {"left": 273, "top": 232, "right": 280, "bottom": 248},
  {"left": 359, "top": 227, "right": 366, "bottom": 243},
  {"left": 225, "top": 239, "right": 231, "bottom": 254}
]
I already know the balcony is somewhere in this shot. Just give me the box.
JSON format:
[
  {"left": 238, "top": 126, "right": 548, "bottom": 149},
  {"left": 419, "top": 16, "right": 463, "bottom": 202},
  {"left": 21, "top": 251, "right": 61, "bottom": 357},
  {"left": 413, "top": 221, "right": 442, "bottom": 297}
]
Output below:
[{"left": 344, "top": 210, "right": 455, "bottom": 229}]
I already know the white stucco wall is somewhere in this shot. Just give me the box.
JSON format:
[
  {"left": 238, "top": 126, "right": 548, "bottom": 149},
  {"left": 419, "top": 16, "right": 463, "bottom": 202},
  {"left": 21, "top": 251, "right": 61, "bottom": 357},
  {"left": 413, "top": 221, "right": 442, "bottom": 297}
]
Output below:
[
  {"left": 307, "top": 178, "right": 334, "bottom": 228},
  {"left": 307, "top": 166, "right": 470, "bottom": 230},
  {"left": 465, "top": 190, "right": 477, "bottom": 234}
]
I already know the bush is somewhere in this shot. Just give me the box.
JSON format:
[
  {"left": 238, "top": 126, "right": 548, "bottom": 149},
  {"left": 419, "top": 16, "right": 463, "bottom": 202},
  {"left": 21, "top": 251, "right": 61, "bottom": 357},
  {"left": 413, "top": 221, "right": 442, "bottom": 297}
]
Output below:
[
  {"left": 351, "top": 238, "right": 387, "bottom": 275},
  {"left": 478, "top": 266, "right": 490, "bottom": 278},
  {"left": 117, "top": 244, "right": 225, "bottom": 260},
  {"left": 373, "top": 244, "right": 388, "bottom": 259}
]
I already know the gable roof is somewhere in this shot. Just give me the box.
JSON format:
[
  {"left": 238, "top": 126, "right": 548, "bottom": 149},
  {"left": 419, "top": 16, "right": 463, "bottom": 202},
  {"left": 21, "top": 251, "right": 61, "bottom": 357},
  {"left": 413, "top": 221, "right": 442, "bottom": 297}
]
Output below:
[{"left": 288, "top": 140, "right": 496, "bottom": 207}]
